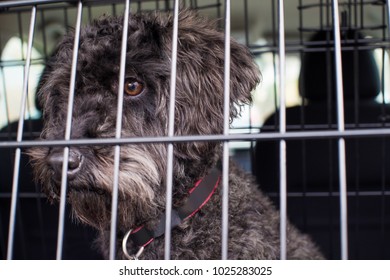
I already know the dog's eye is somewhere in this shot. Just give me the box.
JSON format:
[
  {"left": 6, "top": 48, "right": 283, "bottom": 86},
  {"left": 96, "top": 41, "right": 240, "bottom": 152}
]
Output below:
[{"left": 124, "top": 78, "right": 144, "bottom": 96}]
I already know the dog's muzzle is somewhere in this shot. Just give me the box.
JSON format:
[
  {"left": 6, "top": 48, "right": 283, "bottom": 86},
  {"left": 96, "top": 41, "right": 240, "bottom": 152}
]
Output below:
[{"left": 47, "top": 148, "right": 84, "bottom": 181}]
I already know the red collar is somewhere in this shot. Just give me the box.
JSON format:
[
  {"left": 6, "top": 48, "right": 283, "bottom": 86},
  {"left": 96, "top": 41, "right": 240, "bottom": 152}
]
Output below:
[{"left": 122, "top": 167, "right": 221, "bottom": 256}]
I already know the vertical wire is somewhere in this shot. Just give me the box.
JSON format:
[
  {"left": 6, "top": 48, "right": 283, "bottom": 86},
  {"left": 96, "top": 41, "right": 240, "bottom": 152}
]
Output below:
[
  {"left": 271, "top": 0, "right": 278, "bottom": 130},
  {"left": 38, "top": 8, "right": 49, "bottom": 258},
  {"left": 382, "top": 0, "right": 386, "bottom": 41},
  {"left": 380, "top": 60, "right": 387, "bottom": 258},
  {"left": 320, "top": 0, "right": 324, "bottom": 30},
  {"left": 298, "top": 0, "right": 308, "bottom": 232},
  {"left": 16, "top": 11, "right": 32, "bottom": 136},
  {"left": 243, "top": 0, "right": 249, "bottom": 47},
  {"left": 360, "top": 0, "right": 363, "bottom": 29},
  {"left": 56, "top": 1, "right": 83, "bottom": 260},
  {"left": 243, "top": 0, "right": 254, "bottom": 163},
  {"left": 87, "top": 5, "right": 93, "bottom": 23},
  {"left": 112, "top": 3, "right": 117, "bottom": 16},
  {"left": 277, "top": 0, "right": 287, "bottom": 261},
  {"left": 17, "top": 12, "right": 25, "bottom": 62},
  {"left": 0, "top": 213, "right": 4, "bottom": 258},
  {"left": 325, "top": 0, "right": 335, "bottom": 259},
  {"left": 244, "top": 0, "right": 258, "bottom": 170},
  {"left": 387, "top": 0, "right": 390, "bottom": 40},
  {"left": 325, "top": 0, "right": 333, "bottom": 125},
  {"left": 217, "top": 0, "right": 221, "bottom": 23},
  {"left": 40, "top": 9, "right": 48, "bottom": 61},
  {"left": 354, "top": 0, "right": 357, "bottom": 28},
  {"left": 380, "top": 3, "right": 388, "bottom": 259},
  {"left": 0, "top": 27, "right": 10, "bottom": 130},
  {"left": 332, "top": 0, "right": 348, "bottom": 260},
  {"left": 6, "top": 5, "right": 37, "bottom": 260},
  {"left": 164, "top": 0, "right": 170, "bottom": 11},
  {"left": 164, "top": 0, "right": 179, "bottom": 260},
  {"left": 347, "top": 0, "right": 352, "bottom": 28},
  {"left": 352, "top": 18, "right": 361, "bottom": 258},
  {"left": 109, "top": 0, "right": 130, "bottom": 260},
  {"left": 15, "top": 9, "right": 32, "bottom": 143},
  {"left": 64, "top": 7, "right": 69, "bottom": 33},
  {"left": 221, "top": 0, "right": 231, "bottom": 260},
  {"left": 0, "top": 66, "right": 11, "bottom": 130}
]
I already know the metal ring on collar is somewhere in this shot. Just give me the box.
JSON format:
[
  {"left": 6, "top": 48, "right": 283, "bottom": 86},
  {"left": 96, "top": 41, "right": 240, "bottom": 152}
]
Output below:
[{"left": 122, "top": 229, "right": 145, "bottom": 260}]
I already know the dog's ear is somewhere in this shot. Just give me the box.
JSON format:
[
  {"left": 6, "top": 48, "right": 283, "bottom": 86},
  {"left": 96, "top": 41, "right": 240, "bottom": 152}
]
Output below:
[{"left": 159, "top": 10, "right": 261, "bottom": 137}]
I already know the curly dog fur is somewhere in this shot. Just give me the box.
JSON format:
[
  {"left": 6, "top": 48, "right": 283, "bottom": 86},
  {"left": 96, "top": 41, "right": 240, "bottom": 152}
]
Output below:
[{"left": 29, "top": 10, "right": 324, "bottom": 259}]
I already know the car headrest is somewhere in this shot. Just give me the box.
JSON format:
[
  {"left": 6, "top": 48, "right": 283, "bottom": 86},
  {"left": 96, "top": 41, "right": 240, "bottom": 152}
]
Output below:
[{"left": 299, "top": 29, "right": 380, "bottom": 101}]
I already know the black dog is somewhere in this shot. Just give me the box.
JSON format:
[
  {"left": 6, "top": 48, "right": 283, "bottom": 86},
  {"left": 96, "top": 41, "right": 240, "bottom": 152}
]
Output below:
[{"left": 29, "top": 10, "right": 324, "bottom": 259}]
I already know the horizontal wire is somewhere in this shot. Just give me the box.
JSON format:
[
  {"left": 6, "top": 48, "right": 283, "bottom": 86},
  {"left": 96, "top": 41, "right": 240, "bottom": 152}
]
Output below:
[
  {"left": 0, "top": 0, "right": 220, "bottom": 13},
  {"left": 267, "top": 190, "right": 390, "bottom": 198},
  {"left": 2, "top": 190, "right": 389, "bottom": 199},
  {"left": 298, "top": 0, "right": 385, "bottom": 10},
  {"left": 0, "top": 0, "right": 78, "bottom": 8},
  {"left": 3, "top": 128, "right": 390, "bottom": 148},
  {"left": 3, "top": 123, "right": 390, "bottom": 140}
]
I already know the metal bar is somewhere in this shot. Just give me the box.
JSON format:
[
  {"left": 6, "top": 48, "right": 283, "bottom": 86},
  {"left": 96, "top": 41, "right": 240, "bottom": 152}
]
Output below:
[
  {"left": 33, "top": 5, "right": 49, "bottom": 251},
  {"left": 277, "top": 0, "right": 287, "bottom": 261},
  {"left": 56, "top": 0, "right": 83, "bottom": 260},
  {"left": 243, "top": 0, "right": 249, "bottom": 46},
  {"left": 63, "top": 7, "right": 70, "bottom": 32},
  {"left": 387, "top": 0, "right": 390, "bottom": 40},
  {"left": 109, "top": 0, "right": 130, "bottom": 260},
  {"left": 332, "top": 0, "right": 349, "bottom": 260},
  {"left": 337, "top": 140, "right": 348, "bottom": 259},
  {"left": 298, "top": 0, "right": 309, "bottom": 232},
  {"left": 40, "top": 9, "right": 49, "bottom": 60},
  {"left": 320, "top": 0, "right": 324, "bottom": 29},
  {"left": 4, "top": 128, "right": 390, "bottom": 149},
  {"left": 221, "top": 0, "right": 231, "bottom": 261},
  {"left": 267, "top": 190, "right": 390, "bottom": 198},
  {"left": 6, "top": 5, "right": 36, "bottom": 260},
  {"left": 381, "top": 3, "right": 389, "bottom": 258},
  {"left": 2, "top": 189, "right": 390, "bottom": 199},
  {"left": 298, "top": 0, "right": 380, "bottom": 10},
  {"left": 216, "top": 0, "right": 221, "bottom": 20},
  {"left": 360, "top": 0, "right": 364, "bottom": 29},
  {"left": 271, "top": 0, "right": 278, "bottom": 122},
  {"left": 2, "top": 41, "right": 388, "bottom": 67},
  {"left": 0, "top": 0, "right": 78, "bottom": 8},
  {"left": 0, "top": 193, "right": 46, "bottom": 199},
  {"left": 164, "top": 0, "right": 179, "bottom": 261},
  {"left": 0, "top": 66, "right": 11, "bottom": 128},
  {"left": 0, "top": 0, "right": 222, "bottom": 9}
]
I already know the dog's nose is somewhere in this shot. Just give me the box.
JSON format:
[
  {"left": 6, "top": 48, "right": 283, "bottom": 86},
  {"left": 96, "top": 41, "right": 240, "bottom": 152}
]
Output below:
[{"left": 48, "top": 149, "right": 83, "bottom": 180}]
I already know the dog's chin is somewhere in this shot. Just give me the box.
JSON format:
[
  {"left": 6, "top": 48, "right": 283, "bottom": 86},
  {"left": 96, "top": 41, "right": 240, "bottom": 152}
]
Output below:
[
  {"left": 43, "top": 178, "right": 105, "bottom": 199},
  {"left": 68, "top": 183, "right": 108, "bottom": 196},
  {"left": 66, "top": 184, "right": 157, "bottom": 231},
  {"left": 67, "top": 189, "right": 115, "bottom": 230},
  {"left": 41, "top": 179, "right": 117, "bottom": 229}
]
